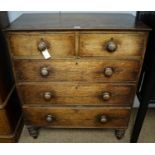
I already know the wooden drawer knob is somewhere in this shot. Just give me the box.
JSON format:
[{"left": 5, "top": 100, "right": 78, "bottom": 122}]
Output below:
[
  {"left": 46, "top": 114, "right": 55, "bottom": 122},
  {"left": 43, "top": 92, "right": 52, "bottom": 101},
  {"left": 106, "top": 40, "right": 117, "bottom": 52},
  {"left": 40, "top": 67, "right": 49, "bottom": 77},
  {"left": 38, "top": 39, "right": 48, "bottom": 51},
  {"left": 104, "top": 67, "right": 113, "bottom": 77},
  {"left": 100, "top": 115, "right": 108, "bottom": 123},
  {"left": 103, "top": 92, "right": 111, "bottom": 101}
]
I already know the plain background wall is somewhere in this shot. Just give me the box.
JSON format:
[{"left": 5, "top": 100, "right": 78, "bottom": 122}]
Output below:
[{"left": 7, "top": 11, "right": 140, "bottom": 107}]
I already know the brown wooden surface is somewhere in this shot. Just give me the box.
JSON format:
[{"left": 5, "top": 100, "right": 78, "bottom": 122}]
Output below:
[
  {"left": 4, "top": 13, "right": 150, "bottom": 136},
  {"left": 8, "top": 31, "right": 148, "bottom": 58},
  {"left": 79, "top": 32, "right": 147, "bottom": 57},
  {"left": 8, "top": 32, "right": 75, "bottom": 57},
  {"left": 0, "top": 110, "right": 12, "bottom": 135},
  {"left": 0, "top": 115, "right": 23, "bottom": 143},
  {"left": 23, "top": 106, "right": 130, "bottom": 128},
  {"left": 18, "top": 82, "right": 135, "bottom": 106},
  {"left": 0, "top": 86, "right": 23, "bottom": 142},
  {"left": 5, "top": 13, "right": 150, "bottom": 31},
  {"left": 14, "top": 59, "right": 141, "bottom": 82},
  {"left": 0, "top": 87, "right": 22, "bottom": 137}
]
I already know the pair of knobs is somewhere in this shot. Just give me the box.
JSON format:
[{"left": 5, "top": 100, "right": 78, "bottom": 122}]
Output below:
[
  {"left": 40, "top": 67, "right": 114, "bottom": 77},
  {"left": 38, "top": 39, "right": 117, "bottom": 53},
  {"left": 45, "top": 114, "right": 107, "bottom": 123},
  {"left": 43, "top": 91, "right": 111, "bottom": 101}
]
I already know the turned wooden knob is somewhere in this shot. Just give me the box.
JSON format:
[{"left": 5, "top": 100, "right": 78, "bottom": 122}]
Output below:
[
  {"left": 40, "top": 67, "right": 49, "bottom": 77},
  {"left": 46, "top": 114, "right": 54, "bottom": 122},
  {"left": 38, "top": 39, "right": 48, "bottom": 51},
  {"left": 106, "top": 40, "right": 117, "bottom": 52},
  {"left": 103, "top": 92, "right": 111, "bottom": 101},
  {"left": 43, "top": 92, "right": 52, "bottom": 101},
  {"left": 100, "top": 115, "right": 107, "bottom": 123},
  {"left": 104, "top": 67, "right": 113, "bottom": 77}
]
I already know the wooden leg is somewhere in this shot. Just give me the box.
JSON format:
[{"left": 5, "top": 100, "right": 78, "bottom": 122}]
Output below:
[
  {"left": 27, "top": 125, "right": 39, "bottom": 139},
  {"left": 115, "top": 129, "right": 126, "bottom": 140}
]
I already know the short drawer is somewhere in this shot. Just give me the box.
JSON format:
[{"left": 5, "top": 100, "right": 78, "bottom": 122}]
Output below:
[
  {"left": 18, "top": 82, "right": 135, "bottom": 106},
  {"left": 14, "top": 59, "right": 141, "bottom": 82},
  {"left": 79, "top": 32, "right": 147, "bottom": 57},
  {"left": 8, "top": 32, "right": 75, "bottom": 58},
  {"left": 23, "top": 106, "right": 130, "bottom": 128}
]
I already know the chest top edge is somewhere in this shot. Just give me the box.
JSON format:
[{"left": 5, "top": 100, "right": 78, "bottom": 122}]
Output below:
[{"left": 3, "top": 13, "right": 151, "bottom": 32}]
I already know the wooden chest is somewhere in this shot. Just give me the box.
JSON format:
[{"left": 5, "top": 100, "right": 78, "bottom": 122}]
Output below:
[{"left": 5, "top": 13, "right": 150, "bottom": 139}]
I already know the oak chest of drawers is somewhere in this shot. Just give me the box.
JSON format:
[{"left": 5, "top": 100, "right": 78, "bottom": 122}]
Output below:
[{"left": 5, "top": 13, "right": 150, "bottom": 139}]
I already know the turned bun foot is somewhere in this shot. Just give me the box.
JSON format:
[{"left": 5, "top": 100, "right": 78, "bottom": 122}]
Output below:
[
  {"left": 27, "top": 125, "right": 39, "bottom": 139},
  {"left": 115, "top": 129, "right": 126, "bottom": 140}
]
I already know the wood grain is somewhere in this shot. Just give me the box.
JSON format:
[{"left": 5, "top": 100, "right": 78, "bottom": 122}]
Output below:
[
  {"left": 4, "top": 13, "right": 150, "bottom": 137},
  {"left": 0, "top": 110, "right": 12, "bottom": 135},
  {"left": 23, "top": 106, "right": 130, "bottom": 128},
  {"left": 18, "top": 82, "right": 135, "bottom": 106},
  {"left": 8, "top": 32, "right": 75, "bottom": 57},
  {"left": 79, "top": 32, "right": 147, "bottom": 57},
  {"left": 14, "top": 59, "right": 141, "bottom": 82}
]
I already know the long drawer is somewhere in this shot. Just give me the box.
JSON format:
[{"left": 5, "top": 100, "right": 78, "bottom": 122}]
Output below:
[
  {"left": 18, "top": 82, "right": 135, "bottom": 106},
  {"left": 14, "top": 59, "right": 141, "bottom": 82},
  {"left": 79, "top": 32, "right": 147, "bottom": 57},
  {"left": 23, "top": 106, "right": 130, "bottom": 128}
]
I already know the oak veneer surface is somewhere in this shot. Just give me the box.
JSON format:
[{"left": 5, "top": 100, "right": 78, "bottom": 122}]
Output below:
[
  {"left": 9, "top": 32, "right": 75, "bottom": 57},
  {"left": 5, "top": 13, "right": 150, "bottom": 139},
  {"left": 14, "top": 59, "right": 141, "bottom": 82},
  {"left": 79, "top": 32, "right": 147, "bottom": 57},
  {"left": 18, "top": 82, "right": 135, "bottom": 106},
  {"left": 23, "top": 107, "right": 130, "bottom": 128},
  {"left": 8, "top": 31, "right": 147, "bottom": 57}
]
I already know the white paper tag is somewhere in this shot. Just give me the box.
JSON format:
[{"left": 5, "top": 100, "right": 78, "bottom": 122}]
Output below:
[{"left": 41, "top": 49, "right": 51, "bottom": 59}]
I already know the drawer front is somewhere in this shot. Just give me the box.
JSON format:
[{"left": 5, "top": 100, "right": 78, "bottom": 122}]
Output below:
[
  {"left": 8, "top": 32, "right": 75, "bottom": 58},
  {"left": 18, "top": 83, "right": 135, "bottom": 106},
  {"left": 79, "top": 32, "right": 147, "bottom": 57},
  {"left": 14, "top": 59, "right": 141, "bottom": 82},
  {"left": 23, "top": 107, "right": 130, "bottom": 128}
]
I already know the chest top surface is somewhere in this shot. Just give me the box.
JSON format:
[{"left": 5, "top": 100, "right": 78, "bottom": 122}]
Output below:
[{"left": 5, "top": 13, "right": 150, "bottom": 31}]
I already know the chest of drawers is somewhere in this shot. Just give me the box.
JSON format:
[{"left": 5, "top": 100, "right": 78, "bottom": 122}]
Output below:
[{"left": 5, "top": 13, "right": 150, "bottom": 140}]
